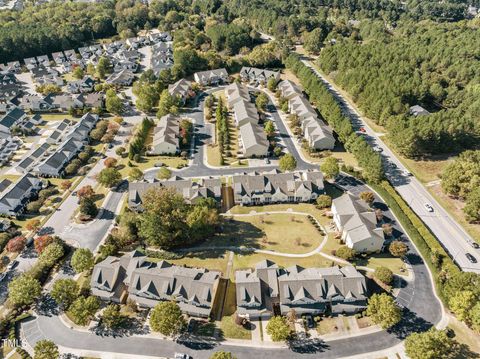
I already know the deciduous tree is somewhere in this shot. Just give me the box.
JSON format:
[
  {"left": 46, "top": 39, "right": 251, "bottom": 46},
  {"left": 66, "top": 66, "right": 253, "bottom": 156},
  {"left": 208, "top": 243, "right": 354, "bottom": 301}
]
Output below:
[
  {"left": 266, "top": 316, "right": 291, "bottom": 342},
  {"left": 366, "top": 293, "right": 401, "bottom": 329},
  {"left": 149, "top": 301, "right": 185, "bottom": 336}
]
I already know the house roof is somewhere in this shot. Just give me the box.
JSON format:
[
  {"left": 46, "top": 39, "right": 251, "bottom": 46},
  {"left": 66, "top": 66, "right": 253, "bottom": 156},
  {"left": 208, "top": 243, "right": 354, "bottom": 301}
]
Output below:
[
  {"left": 239, "top": 122, "right": 269, "bottom": 152},
  {"left": 0, "top": 173, "right": 41, "bottom": 210},
  {"left": 332, "top": 193, "right": 384, "bottom": 245},
  {"left": 232, "top": 170, "right": 324, "bottom": 201},
  {"left": 128, "top": 177, "right": 222, "bottom": 209},
  {"left": 168, "top": 78, "right": 191, "bottom": 99},
  {"left": 240, "top": 67, "right": 280, "bottom": 82}
]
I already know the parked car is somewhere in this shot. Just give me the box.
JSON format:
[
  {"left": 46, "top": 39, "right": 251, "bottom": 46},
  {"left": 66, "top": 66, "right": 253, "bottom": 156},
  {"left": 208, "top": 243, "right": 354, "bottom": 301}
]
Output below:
[
  {"left": 6, "top": 260, "right": 18, "bottom": 271},
  {"left": 359, "top": 127, "right": 366, "bottom": 133},
  {"left": 404, "top": 171, "right": 413, "bottom": 177},
  {"left": 470, "top": 241, "right": 480, "bottom": 249},
  {"left": 264, "top": 158, "right": 270, "bottom": 164},
  {"left": 304, "top": 314, "right": 314, "bottom": 329},
  {"left": 424, "top": 203, "right": 434, "bottom": 212},
  {"left": 174, "top": 353, "right": 191, "bottom": 359},
  {"left": 0, "top": 272, "right": 7, "bottom": 282},
  {"left": 466, "top": 253, "right": 477, "bottom": 263}
]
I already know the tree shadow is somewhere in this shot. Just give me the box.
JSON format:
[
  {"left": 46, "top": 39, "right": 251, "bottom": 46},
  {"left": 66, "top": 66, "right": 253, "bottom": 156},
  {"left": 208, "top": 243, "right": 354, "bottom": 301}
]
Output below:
[
  {"left": 287, "top": 332, "right": 330, "bottom": 353},
  {"left": 387, "top": 307, "right": 433, "bottom": 339}
]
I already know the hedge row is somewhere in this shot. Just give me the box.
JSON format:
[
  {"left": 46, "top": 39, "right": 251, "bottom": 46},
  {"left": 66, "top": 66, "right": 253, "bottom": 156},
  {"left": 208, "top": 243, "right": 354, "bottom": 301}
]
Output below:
[
  {"left": 128, "top": 117, "right": 154, "bottom": 159},
  {"left": 371, "top": 180, "right": 460, "bottom": 304},
  {"left": 283, "top": 53, "right": 383, "bottom": 184}
]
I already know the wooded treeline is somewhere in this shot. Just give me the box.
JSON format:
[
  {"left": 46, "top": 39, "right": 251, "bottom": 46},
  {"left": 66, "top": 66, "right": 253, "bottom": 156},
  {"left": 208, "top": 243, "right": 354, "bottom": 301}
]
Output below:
[{"left": 317, "top": 20, "right": 480, "bottom": 158}]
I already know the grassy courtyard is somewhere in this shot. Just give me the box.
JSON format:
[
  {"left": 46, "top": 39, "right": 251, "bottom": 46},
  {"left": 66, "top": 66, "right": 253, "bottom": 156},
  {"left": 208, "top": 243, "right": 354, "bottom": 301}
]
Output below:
[{"left": 204, "top": 213, "right": 324, "bottom": 254}]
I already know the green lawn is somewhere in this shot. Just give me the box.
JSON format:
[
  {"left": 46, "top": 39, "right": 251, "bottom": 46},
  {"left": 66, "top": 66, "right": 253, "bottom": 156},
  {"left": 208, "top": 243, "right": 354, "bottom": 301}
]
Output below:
[
  {"left": 118, "top": 155, "right": 188, "bottom": 179},
  {"left": 229, "top": 203, "right": 331, "bottom": 222},
  {"left": 354, "top": 253, "right": 406, "bottom": 275},
  {"left": 39, "top": 113, "right": 76, "bottom": 122},
  {"left": 316, "top": 317, "right": 339, "bottom": 335},
  {"left": 206, "top": 144, "right": 222, "bottom": 167},
  {"left": 200, "top": 213, "right": 323, "bottom": 254},
  {"left": 218, "top": 282, "right": 252, "bottom": 340},
  {"left": 448, "top": 317, "right": 480, "bottom": 355},
  {"left": 149, "top": 249, "right": 229, "bottom": 275}
]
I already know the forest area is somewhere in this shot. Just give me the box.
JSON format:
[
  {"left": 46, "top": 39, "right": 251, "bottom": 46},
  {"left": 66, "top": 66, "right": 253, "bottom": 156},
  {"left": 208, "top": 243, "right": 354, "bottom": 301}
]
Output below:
[{"left": 316, "top": 20, "right": 480, "bottom": 159}]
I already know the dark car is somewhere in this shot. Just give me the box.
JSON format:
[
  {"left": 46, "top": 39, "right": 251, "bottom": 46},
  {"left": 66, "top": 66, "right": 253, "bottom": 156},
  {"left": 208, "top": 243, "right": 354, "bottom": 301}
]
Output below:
[
  {"left": 471, "top": 242, "right": 480, "bottom": 249},
  {"left": 466, "top": 253, "right": 477, "bottom": 263},
  {"left": 304, "top": 315, "right": 314, "bottom": 329}
]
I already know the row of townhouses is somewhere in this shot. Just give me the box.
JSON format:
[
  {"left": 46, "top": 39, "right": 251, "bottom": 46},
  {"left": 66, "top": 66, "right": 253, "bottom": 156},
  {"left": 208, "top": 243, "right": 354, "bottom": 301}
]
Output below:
[
  {"left": 232, "top": 169, "right": 325, "bottom": 205},
  {"left": 278, "top": 80, "right": 335, "bottom": 150},
  {"left": 193, "top": 68, "right": 229, "bottom": 86},
  {"left": 0, "top": 173, "right": 44, "bottom": 217},
  {"left": 331, "top": 193, "right": 385, "bottom": 253},
  {"left": 127, "top": 170, "right": 324, "bottom": 211},
  {"left": 225, "top": 82, "right": 269, "bottom": 158},
  {"left": 239, "top": 67, "right": 281, "bottom": 85},
  {"left": 32, "top": 113, "right": 99, "bottom": 177},
  {"left": 19, "top": 92, "right": 104, "bottom": 112},
  {"left": 91, "top": 251, "right": 220, "bottom": 318},
  {"left": 149, "top": 114, "right": 180, "bottom": 155},
  {"left": 236, "top": 260, "right": 367, "bottom": 319},
  {"left": 128, "top": 177, "right": 222, "bottom": 211}
]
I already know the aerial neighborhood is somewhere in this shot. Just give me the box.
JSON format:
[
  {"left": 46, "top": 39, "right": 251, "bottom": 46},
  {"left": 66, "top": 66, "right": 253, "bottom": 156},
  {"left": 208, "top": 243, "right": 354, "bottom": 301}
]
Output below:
[{"left": 0, "top": 1, "right": 479, "bottom": 359}]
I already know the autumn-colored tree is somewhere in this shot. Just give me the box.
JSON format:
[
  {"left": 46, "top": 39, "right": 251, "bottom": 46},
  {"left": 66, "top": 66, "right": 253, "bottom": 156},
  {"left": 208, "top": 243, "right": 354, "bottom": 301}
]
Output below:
[
  {"left": 60, "top": 180, "right": 72, "bottom": 191},
  {"left": 34, "top": 235, "right": 55, "bottom": 254},
  {"left": 6, "top": 236, "right": 26, "bottom": 253},
  {"left": 77, "top": 185, "right": 95, "bottom": 200},
  {"left": 25, "top": 218, "right": 41, "bottom": 233},
  {"left": 104, "top": 157, "right": 118, "bottom": 168}
]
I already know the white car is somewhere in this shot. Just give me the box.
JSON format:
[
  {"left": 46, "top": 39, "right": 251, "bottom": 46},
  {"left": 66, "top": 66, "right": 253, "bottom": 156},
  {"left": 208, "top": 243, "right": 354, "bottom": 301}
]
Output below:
[
  {"left": 174, "top": 354, "right": 191, "bottom": 359},
  {"left": 424, "top": 203, "right": 434, "bottom": 212}
]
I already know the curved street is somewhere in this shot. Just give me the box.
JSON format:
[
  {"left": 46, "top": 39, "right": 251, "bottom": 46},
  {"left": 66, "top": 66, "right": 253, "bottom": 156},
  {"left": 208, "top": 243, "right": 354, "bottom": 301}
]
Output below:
[{"left": 21, "top": 86, "right": 444, "bottom": 358}]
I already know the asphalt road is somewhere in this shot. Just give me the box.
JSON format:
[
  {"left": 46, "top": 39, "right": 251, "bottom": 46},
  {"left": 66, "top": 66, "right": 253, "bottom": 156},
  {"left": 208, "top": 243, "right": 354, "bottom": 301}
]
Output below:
[
  {"left": 20, "top": 87, "right": 443, "bottom": 359},
  {"left": 302, "top": 59, "right": 480, "bottom": 273},
  {"left": 144, "top": 87, "right": 316, "bottom": 181},
  {"left": 21, "top": 176, "right": 442, "bottom": 359}
]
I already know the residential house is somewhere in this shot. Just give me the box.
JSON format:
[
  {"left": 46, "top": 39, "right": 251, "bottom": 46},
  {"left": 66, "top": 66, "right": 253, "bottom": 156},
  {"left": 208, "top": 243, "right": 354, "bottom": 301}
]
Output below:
[
  {"left": 36, "top": 55, "right": 50, "bottom": 67},
  {"left": 0, "top": 173, "right": 43, "bottom": 217},
  {"left": 105, "top": 69, "right": 135, "bottom": 86},
  {"left": 233, "top": 100, "right": 259, "bottom": 127},
  {"left": 5, "top": 62, "right": 21, "bottom": 73},
  {"left": 128, "top": 177, "right": 222, "bottom": 211},
  {"left": 279, "top": 80, "right": 335, "bottom": 150},
  {"left": 278, "top": 80, "right": 303, "bottom": 100},
  {"left": 0, "top": 136, "right": 22, "bottom": 165},
  {"left": 409, "top": 105, "right": 430, "bottom": 117},
  {"left": 149, "top": 114, "right": 179, "bottom": 155},
  {"left": 301, "top": 117, "right": 335, "bottom": 150},
  {"left": 168, "top": 79, "right": 192, "bottom": 105},
  {"left": 0, "top": 107, "right": 27, "bottom": 134},
  {"left": 240, "top": 67, "right": 280, "bottom": 85},
  {"left": 24, "top": 57, "right": 38, "bottom": 70},
  {"left": 225, "top": 82, "right": 250, "bottom": 108},
  {"left": 66, "top": 76, "right": 95, "bottom": 94},
  {"left": 232, "top": 169, "right": 324, "bottom": 206},
  {"left": 91, "top": 250, "right": 221, "bottom": 318},
  {"left": 331, "top": 193, "right": 385, "bottom": 253},
  {"left": 19, "top": 94, "right": 55, "bottom": 112},
  {"left": 235, "top": 260, "right": 367, "bottom": 320},
  {"left": 34, "top": 113, "right": 98, "bottom": 177},
  {"left": 194, "top": 68, "right": 229, "bottom": 86},
  {"left": 51, "top": 52, "right": 67, "bottom": 66},
  {"left": 239, "top": 122, "right": 269, "bottom": 158}
]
